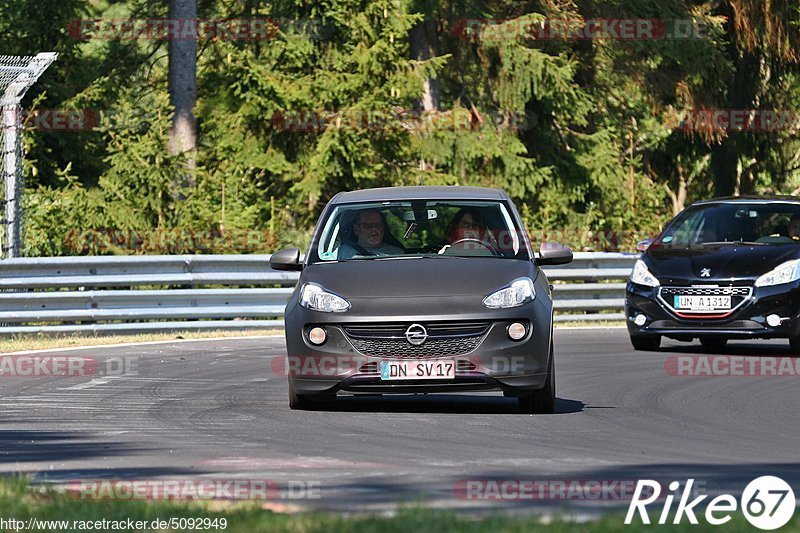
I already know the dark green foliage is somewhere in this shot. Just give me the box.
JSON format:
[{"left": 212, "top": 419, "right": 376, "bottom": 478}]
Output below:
[{"left": 8, "top": 0, "right": 800, "bottom": 255}]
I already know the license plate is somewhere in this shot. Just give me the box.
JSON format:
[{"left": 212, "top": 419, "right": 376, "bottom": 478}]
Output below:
[
  {"left": 673, "top": 295, "right": 731, "bottom": 311},
  {"left": 379, "top": 360, "right": 455, "bottom": 380}
]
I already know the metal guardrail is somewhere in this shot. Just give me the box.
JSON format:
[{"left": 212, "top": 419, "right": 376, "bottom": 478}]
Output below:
[
  {"left": 0, "top": 255, "right": 299, "bottom": 288},
  {"left": 0, "top": 252, "right": 637, "bottom": 334}
]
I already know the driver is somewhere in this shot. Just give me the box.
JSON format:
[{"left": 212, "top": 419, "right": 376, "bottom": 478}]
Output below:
[
  {"left": 790, "top": 214, "right": 800, "bottom": 241},
  {"left": 336, "top": 209, "right": 403, "bottom": 258},
  {"left": 444, "top": 208, "right": 494, "bottom": 251}
]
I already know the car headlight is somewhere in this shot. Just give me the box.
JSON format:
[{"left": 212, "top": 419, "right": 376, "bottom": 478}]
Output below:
[
  {"left": 630, "top": 259, "right": 660, "bottom": 287},
  {"left": 754, "top": 259, "right": 800, "bottom": 287},
  {"left": 483, "top": 277, "right": 536, "bottom": 309},
  {"left": 299, "top": 283, "right": 350, "bottom": 312}
]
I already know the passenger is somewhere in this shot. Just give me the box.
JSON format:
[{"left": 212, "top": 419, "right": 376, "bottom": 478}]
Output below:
[{"left": 336, "top": 209, "right": 403, "bottom": 258}]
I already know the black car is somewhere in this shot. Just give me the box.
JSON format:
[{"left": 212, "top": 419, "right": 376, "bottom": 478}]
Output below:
[
  {"left": 626, "top": 196, "right": 800, "bottom": 352},
  {"left": 270, "top": 186, "right": 573, "bottom": 413}
]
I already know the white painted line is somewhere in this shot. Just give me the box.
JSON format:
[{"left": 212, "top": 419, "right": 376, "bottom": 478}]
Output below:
[
  {"left": 2, "top": 334, "right": 284, "bottom": 356},
  {"left": 59, "top": 378, "right": 110, "bottom": 390},
  {"left": 555, "top": 326, "right": 626, "bottom": 330}
]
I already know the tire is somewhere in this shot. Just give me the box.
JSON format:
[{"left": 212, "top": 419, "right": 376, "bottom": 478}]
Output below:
[
  {"left": 630, "top": 335, "right": 661, "bottom": 351},
  {"left": 288, "top": 379, "right": 335, "bottom": 410},
  {"left": 700, "top": 337, "right": 728, "bottom": 349},
  {"left": 518, "top": 344, "right": 555, "bottom": 414},
  {"left": 790, "top": 337, "right": 800, "bottom": 356}
]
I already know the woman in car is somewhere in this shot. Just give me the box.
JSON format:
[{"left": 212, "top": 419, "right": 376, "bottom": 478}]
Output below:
[
  {"left": 442, "top": 207, "right": 498, "bottom": 254},
  {"left": 446, "top": 208, "right": 483, "bottom": 242}
]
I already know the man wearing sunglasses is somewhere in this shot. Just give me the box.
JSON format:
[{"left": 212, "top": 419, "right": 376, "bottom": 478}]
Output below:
[{"left": 336, "top": 209, "right": 404, "bottom": 258}]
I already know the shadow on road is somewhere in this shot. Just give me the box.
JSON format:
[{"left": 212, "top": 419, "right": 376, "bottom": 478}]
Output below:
[
  {"left": 0, "top": 429, "right": 144, "bottom": 464},
  {"left": 311, "top": 395, "right": 586, "bottom": 414},
  {"left": 659, "top": 340, "right": 797, "bottom": 357}
]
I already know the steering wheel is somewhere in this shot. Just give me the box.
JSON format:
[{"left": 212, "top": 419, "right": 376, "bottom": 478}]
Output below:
[{"left": 442, "top": 238, "right": 499, "bottom": 255}]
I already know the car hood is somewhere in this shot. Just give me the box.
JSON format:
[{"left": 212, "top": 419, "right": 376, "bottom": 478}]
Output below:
[
  {"left": 301, "top": 257, "right": 535, "bottom": 298},
  {"left": 645, "top": 243, "right": 800, "bottom": 283}
]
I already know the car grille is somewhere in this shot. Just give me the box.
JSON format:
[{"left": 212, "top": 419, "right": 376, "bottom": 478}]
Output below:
[
  {"left": 658, "top": 286, "right": 752, "bottom": 315},
  {"left": 660, "top": 287, "right": 751, "bottom": 297},
  {"left": 342, "top": 321, "right": 490, "bottom": 358}
]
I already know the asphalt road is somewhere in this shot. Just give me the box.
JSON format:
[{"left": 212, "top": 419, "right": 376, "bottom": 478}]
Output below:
[{"left": 1, "top": 328, "right": 798, "bottom": 513}]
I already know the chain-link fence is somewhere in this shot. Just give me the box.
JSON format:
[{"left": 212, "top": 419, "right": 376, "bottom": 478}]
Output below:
[{"left": 0, "top": 53, "right": 57, "bottom": 259}]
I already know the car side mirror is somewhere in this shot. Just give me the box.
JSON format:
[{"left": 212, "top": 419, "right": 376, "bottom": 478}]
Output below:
[
  {"left": 537, "top": 243, "right": 573, "bottom": 266},
  {"left": 636, "top": 238, "right": 655, "bottom": 252},
  {"left": 270, "top": 247, "right": 303, "bottom": 271}
]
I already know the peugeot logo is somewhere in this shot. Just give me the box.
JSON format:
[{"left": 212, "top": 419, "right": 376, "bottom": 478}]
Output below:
[
  {"left": 405, "top": 323, "right": 428, "bottom": 346},
  {"left": 701, "top": 268, "right": 711, "bottom": 277}
]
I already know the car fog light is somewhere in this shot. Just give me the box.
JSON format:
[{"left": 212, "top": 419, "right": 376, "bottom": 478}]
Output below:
[
  {"left": 308, "top": 327, "right": 327, "bottom": 345},
  {"left": 766, "top": 314, "right": 782, "bottom": 327},
  {"left": 507, "top": 322, "right": 527, "bottom": 341},
  {"left": 634, "top": 314, "right": 647, "bottom": 327}
]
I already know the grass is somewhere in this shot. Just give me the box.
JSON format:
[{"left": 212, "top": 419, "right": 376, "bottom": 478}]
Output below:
[{"left": 0, "top": 477, "right": 793, "bottom": 532}]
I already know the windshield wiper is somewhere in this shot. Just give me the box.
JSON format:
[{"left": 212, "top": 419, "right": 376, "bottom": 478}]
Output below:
[{"left": 700, "top": 241, "right": 767, "bottom": 246}]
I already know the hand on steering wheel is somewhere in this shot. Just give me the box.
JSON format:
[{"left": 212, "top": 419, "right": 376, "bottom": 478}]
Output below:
[{"left": 442, "top": 238, "right": 498, "bottom": 255}]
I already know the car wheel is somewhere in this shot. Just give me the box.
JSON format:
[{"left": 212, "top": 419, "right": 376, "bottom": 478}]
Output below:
[
  {"left": 288, "top": 379, "right": 335, "bottom": 410},
  {"left": 518, "top": 344, "right": 555, "bottom": 414},
  {"left": 789, "top": 337, "right": 800, "bottom": 356},
  {"left": 700, "top": 338, "right": 728, "bottom": 349},
  {"left": 630, "top": 334, "right": 661, "bottom": 351}
]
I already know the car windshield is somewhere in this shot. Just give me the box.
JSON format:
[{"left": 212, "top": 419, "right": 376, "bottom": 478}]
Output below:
[
  {"left": 310, "top": 200, "right": 527, "bottom": 263},
  {"left": 653, "top": 202, "right": 800, "bottom": 249}
]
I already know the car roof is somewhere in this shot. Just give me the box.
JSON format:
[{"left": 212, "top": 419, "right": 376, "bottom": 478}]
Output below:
[
  {"left": 330, "top": 186, "right": 508, "bottom": 203},
  {"left": 692, "top": 195, "right": 800, "bottom": 206}
]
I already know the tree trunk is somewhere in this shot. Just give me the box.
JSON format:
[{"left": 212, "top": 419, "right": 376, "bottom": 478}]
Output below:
[
  {"left": 409, "top": 13, "right": 440, "bottom": 180},
  {"left": 710, "top": 46, "right": 761, "bottom": 197},
  {"left": 409, "top": 16, "right": 440, "bottom": 112},
  {"left": 168, "top": 0, "right": 197, "bottom": 174},
  {"left": 664, "top": 157, "right": 694, "bottom": 215}
]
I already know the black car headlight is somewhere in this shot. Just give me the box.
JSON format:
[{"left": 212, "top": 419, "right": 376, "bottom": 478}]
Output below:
[
  {"left": 754, "top": 259, "right": 800, "bottom": 287},
  {"left": 483, "top": 277, "right": 535, "bottom": 309},
  {"left": 299, "top": 282, "right": 351, "bottom": 312}
]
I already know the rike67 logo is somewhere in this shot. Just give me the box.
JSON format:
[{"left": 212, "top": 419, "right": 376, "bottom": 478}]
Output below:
[{"left": 625, "top": 476, "right": 795, "bottom": 530}]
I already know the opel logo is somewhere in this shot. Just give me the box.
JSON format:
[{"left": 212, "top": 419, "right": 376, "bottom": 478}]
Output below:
[
  {"left": 700, "top": 268, "right": 711, "bottom": 277},
  {"left": 405, "top": 323, "right": 428, "bottom": 346}
]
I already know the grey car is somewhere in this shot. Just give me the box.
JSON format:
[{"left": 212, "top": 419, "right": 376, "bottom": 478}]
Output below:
[{"left": 270, "top": 186, "right": 573, "bottom": 413}]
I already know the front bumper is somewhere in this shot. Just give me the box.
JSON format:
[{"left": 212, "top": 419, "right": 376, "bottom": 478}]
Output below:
[
  {"left": 625, "top": 280, "right": 800, "bottom": 339},
  {"left": 283, "top": 301, "right": 553, "bottom": 397}
]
